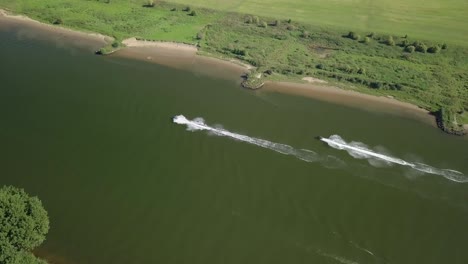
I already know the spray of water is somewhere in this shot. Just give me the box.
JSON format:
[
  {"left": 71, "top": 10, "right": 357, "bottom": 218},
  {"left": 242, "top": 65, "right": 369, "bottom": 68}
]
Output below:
[
  {"left": 173, "top": 115, "right": 320, "bottom": 163},
  {"left": 173, "top": 115, "right": 466, "bottom": 183},
  {"left": 320, "top": 135, "right": 467, "bottom": 183}
]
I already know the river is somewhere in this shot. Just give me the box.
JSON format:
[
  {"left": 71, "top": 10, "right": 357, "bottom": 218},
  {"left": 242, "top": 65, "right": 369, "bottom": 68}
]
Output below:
[{"left": 1, "top": 19, "right": 468, "bottom": 264}]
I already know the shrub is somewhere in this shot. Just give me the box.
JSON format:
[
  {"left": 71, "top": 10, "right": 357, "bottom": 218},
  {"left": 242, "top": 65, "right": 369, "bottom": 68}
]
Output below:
[
  {"left": 347, "top": 31, "right": 360, "bottom": 40},
  {"left": 182, "top": 6, "right": 191, "bottom": 12},
  {"left": 427, "top": 45, "right": 441, "bottom": 53},
  {"left": 245, "top": 16, "right": 253, "bottom": 24},
  {"left": 442, "top": 43, "right": 448, "bottom": 49},
  {"left": 385, "top": 36, "right": 395, "bottom": 46},
  {"left": 287, "top": 19, "right": 292, "bottom": 23},
  {"left": 196, "top": 32, "right": 205, "bottom": 40},
  {"left": 357, "top": 68, "right": 366, "bottom": 74},
  {"left": 253, "top": 16, "right": 259, "bottom": 24},
  {"left": 273, "top": 20, "right": 280, "bottom": 26},
  {"left": 111, "top": 41, "right": 119, "bottom": 48},
  {"left": 405, "top": 45, "right": 416, "bottom": 53},
  {"left": 368, "top": 32, "right": 375, "bottom": 38},
  {"left": 370, "top": 81, "right": 382, "bottom": 89},
  {"left": 52, "top": 18, "right": 62, "bottom": 25},
  {"left": 301, "top": 31, "right": 310, "bottom": 38},
  {"left": 260, "top": 21, "right": 267, "bottom": 28},
  {"left": 286, "top": 25, "right": 295, "bottom": 31},
  {"left": 400, "top": 39, "right": 409, "bottom": 47},
  {"left": 170, "top": 7, "right": 177, "bottom": 11},
  {"left": 316, "top": 64, "right": 324, "bottom": 70},
  {"left": 364, "top": 37, "right": 370, "bottom": 43},
  {"left": 413, "top": 42, "right": 427, "bottom": 53},
  {"left": 189, "top": 10, "right": 197, "bottom": 16}
]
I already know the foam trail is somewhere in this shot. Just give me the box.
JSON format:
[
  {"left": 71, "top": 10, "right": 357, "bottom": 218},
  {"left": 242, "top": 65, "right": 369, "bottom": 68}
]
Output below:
[
  {"left": 321, "top": 135, "right": 467, "bottom": 183},
  {"left": 173, "top": 115, "right": 319, "bottom": 162}
]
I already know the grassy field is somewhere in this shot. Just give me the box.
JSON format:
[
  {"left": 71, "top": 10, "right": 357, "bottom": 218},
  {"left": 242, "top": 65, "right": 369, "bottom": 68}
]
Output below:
[
  {"left": 0, "top": 0, "right": 467, "bottom": 133},
  {"left": 169, "top": 0, "right": 468, "bottom": 46}
]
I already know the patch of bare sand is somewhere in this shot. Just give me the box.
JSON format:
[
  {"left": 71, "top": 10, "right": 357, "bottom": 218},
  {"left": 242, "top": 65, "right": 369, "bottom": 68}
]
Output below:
[
  {"left": 302, "top": 77, "right": 327, "bottom": 84},
  {"left": 263, "top": 81, "right": 435, "bottom": 126}
]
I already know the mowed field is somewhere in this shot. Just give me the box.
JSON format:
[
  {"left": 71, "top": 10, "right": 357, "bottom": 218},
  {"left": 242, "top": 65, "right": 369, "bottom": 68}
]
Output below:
[{"left": 168, "top": 0, "right": 468, "bottom": 45}]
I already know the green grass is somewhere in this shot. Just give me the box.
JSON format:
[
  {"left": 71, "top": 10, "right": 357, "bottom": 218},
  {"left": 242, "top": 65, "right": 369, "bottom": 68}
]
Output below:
[
  {"left": 0, "top": 0, "right": 467, "bottom": 131},
  {"left": 168, "top": 0, "right": 468, "bottom": 46}
]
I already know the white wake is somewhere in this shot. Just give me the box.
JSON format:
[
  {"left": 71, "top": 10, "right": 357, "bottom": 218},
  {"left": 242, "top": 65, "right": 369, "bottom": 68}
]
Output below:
[
  {"left": 321, "top": 135, "right": 467, "bottom": 183},
  {"left": 173, "top": 115, "right": 320, "bottom": 162}
]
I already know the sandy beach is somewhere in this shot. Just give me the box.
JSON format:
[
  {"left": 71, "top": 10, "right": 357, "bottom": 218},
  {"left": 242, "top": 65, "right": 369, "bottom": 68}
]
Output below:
[{"left": 1, "top": 8, "right": 461, "bottom": 130}]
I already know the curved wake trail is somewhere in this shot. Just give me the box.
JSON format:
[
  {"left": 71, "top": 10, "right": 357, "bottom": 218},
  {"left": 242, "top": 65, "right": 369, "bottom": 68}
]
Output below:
[
  {"left": 321, "top": 135, "right": 467, "bottom": 183},
  {"left": 173, "top": 115, "right": 320, "bottom": 162}
]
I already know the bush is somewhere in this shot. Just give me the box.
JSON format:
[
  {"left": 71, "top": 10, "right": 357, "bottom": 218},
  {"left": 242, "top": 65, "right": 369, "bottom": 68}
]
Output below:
[
  {"left": 273, "top": 20, "right": 280, "bottom": 26},
  {"left": 357, "top": 68, "right": 366, "bottom": 74},
  {"left": 400, "top": 39, "right": 409, "bottom": 47},
  {"left": 252, "top": 16, "right": 259, "bottom": 24},
  {"left": 286, "top": 25, "right": 295, "bottom": 31},
  {"left": 52, "top": 18, "right": 62, "bottom": 25},
  {"left": 196, "top": 32, "right": 205, "bottom": 40},
  {"left": 245, "top": 16, "right": 253, "bottom": 24},
  {"left": 111, "top": 41, "right": 119, "bottom": 48},
  {"left": 144, "top": 0, "right": 155, "bottom": 7},
  {"left": 405, "top": 45, "right": 415, "bottom": 53},
  {"left": 364, "top": 37, "right": 370, "bottom": 43},
  {"left": 182, "top": 6, "right": 191, "bottom": 12},
  {"left": 287, "top": 19, "right": 292, "bottom": 23},
  {"left": 347, "top": 31, "right": 360, "bottom": 40},
  {"left": 189, "top": 10, "right": 197, "bottom": 16},
  {"left": 385, "top": 36, "right": 395, "bottom": 46},
  {"left": 368, "top": 32, "right": 375, "bottom": 38},
  {"left": 301, "top": 31, "right": 310, "bottom": 38},
  {"left": 260, "top": 21, "right": 267, "bottom": 28},
  {"left": 370, "top": 81, "right": 382, "bottom": 89},
  {"left": 442, "top": 43, "right": 448, "bottom": 49},
  {"left": 170, "top": 7, "right": 177, "bottom": 11},
  {"left": 413, "top": 41, "right": 427, "bottom": 53},
  {"left": 427, "top": 45, "right": 441, "bottom": 53}
]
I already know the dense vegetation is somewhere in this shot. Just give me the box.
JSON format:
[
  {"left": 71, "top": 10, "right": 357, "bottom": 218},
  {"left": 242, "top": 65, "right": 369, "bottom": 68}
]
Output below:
[
  {"left": 0, "top": 0, "right": 466, "bottom": 133},
  {"left": 0, "top": 186, "right": 49, "bottom": 264}
]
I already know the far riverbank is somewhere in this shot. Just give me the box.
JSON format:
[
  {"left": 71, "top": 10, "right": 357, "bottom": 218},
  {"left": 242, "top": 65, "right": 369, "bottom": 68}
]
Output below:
[{"left": 0, "top": 8, "right": 462, "bottom": 134}]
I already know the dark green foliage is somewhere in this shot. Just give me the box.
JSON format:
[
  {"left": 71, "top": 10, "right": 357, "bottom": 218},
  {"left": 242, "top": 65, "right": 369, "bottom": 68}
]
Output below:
[
  {"left": 287, "top": 18, "right": 292, "bottom": 23},
  {"left": 385, "top": 36, "right": 395, "bottom": 46},
  {"left": 413, "top": 41, "right": 427, "bottom": 53},
  {"left": 189, "top": 10, "right": 197, "bottom": 16},
  {"left": 170, "top": 7, "right": 176, "bottom": 11},
  {"left": 400, "top": 39, "right": 409, "bottom": 47},
  {"left": 442, "top": 43, "right": 448, "bottom": 49},
  {"left": 427, "top": 45, "right": 441, "bottom": 53},
  {"left": 182, "top": 6, "right": 190, "bottom": 12},
  {"left": 232, "top": 48, "right": 246, "bottom": 56},
  {"left": 357, "top": 68, "right": 366, "bottom": 74},
  {"left": 244, "top": 16, "right": 253, "bottom": 24},
  {"left": 143, "top": 0, "right": 155, "bottom": 7},
  {"left": 405, "top": 45, "right": 415, "bottom": 53},
  {"left": 363, "top": 37, "right": 370, "bottom": 43},
  {"left": 111, "top": 41, "right": 119, "bottom": 48},
  {"left": 272, "top": 20, "right": 280, "bottom": 26},
  {"left": 52, "top": 18, "right": 62, "bottom": 25},
  {"left": 0, "top": 186, "right": 49, "bottom": 264},
  {"left": 347, "top": 31, "right": 360, "bottom": 40},
  {"left": 367, "top": 32, "right": 375, "bottom": 38},
  {"left": 286, "top": 24, "right": 295, "bottom": 31}
]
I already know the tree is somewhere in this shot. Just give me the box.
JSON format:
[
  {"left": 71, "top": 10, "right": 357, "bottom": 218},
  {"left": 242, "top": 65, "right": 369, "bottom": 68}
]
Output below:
[
  {"left": 427, "top": 45, "right": 441, "bottom": 53},
  {"left": 0, "top": 186, "right": 49, "bottom": 264}
]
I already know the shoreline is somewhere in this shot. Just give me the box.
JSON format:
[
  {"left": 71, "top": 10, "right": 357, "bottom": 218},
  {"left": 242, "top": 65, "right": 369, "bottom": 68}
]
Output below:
[{"left": 1, "top": 8, "right": 464, "bottom": 133}]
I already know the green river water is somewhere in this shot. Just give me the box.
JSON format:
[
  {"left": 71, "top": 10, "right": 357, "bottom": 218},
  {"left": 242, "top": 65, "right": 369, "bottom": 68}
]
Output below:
[{"left": 1, "top": 21, "right": 468, "bottom": 264}]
